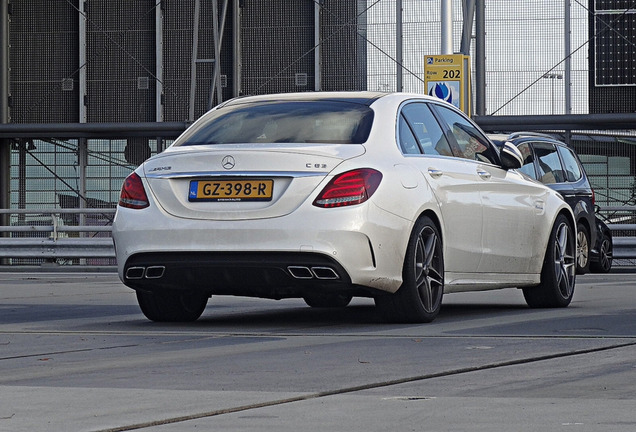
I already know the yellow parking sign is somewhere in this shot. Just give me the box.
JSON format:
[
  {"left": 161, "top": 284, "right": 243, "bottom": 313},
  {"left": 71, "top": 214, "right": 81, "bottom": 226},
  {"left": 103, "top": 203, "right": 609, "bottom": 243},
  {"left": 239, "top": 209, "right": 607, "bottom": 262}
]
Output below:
[{"left": 424, "top": 54, "right": 471, "bottom": 115}]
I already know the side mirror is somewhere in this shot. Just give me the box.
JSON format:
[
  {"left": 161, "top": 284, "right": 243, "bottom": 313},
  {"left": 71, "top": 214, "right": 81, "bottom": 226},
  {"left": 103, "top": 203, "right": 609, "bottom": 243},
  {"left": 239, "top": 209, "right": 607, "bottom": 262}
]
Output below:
[{"left": 500, "top": 141, "right": 523, "bottom": 170}]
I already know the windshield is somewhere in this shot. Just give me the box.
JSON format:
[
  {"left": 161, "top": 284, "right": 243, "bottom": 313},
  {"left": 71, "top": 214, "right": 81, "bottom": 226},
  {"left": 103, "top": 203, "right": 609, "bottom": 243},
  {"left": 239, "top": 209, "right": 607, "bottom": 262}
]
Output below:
[{"left": 175, "top": 100, "right": 375, "bottom": 146}]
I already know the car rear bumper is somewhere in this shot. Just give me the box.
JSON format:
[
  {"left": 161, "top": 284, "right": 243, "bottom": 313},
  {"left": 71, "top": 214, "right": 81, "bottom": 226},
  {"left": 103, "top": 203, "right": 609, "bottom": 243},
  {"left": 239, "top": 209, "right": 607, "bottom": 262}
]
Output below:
[
  {"left": 113, "top": 202, "right": 411, "bottom": 296},
  {"left": 120, "top": 251, "right": 381, "bottom": 299}
]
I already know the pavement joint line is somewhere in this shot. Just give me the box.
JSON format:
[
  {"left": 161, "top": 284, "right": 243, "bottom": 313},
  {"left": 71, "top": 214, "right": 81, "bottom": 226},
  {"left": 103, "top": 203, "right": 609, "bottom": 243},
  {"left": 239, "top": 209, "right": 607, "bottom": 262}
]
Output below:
[
  {"left": 90, "top": 340, "right": 636, "bottom": 432},
  {"left": 0, "top": 344, "right": 140, "bottom": 361},
  {"left": 1, "top": 329, "right": 635, "bottom": 340},
  {"left": 2, "top": 329, "right": 636, "bottom": 339}
]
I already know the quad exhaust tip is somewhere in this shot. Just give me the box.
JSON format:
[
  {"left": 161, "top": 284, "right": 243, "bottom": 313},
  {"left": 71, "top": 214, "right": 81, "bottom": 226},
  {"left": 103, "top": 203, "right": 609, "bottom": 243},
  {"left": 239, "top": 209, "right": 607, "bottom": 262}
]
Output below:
[
  {"left": 126, "top": 264, "right": 337, "bottom": 281},
  {"left": 287, "top": 266, "right": 339, "bottom": 280},
  {"left": 125, "top": 266, "right": 166, "bottom": 280}
]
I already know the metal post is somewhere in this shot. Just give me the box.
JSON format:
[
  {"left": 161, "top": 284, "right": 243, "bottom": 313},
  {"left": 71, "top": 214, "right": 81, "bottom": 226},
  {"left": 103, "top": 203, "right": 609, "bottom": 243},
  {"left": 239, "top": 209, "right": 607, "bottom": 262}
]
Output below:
[
  {"left": 440, "top": 0, "right": 453, "bottom": 54},
  {"left": 78, "top": 0, "right": 87, "bottom": 237},
  {"left": 78, "top": 137, "right": 87, "bottom": 256},
  {"left": 189, "top": 0, "right": 201, "bottom": 121},
  {"left": 564, "top": 0, "right": 572, "bottom": 115},
  {"left": 475, "top": 0, "right": 486, "bottom": 115},
  {"left": 156, "top": 0, "right": 164, "bottom": 123},
  {"left": 396, "top": 0, "right": 402, "bottom": 91},
  {"left": 208, "top": 0, "right": 220, "bottom": 109},
  {"left": 232, "top": 0, "right": 241, "bottom": 97},
  {"left": 79, "top": 0, "right": 87, "bottom": 123},
  {"left": 208, "top": 0, "right": 228, "bottom": 110},
  {"left": 460, "top": 0, "right": 475, "bottom": 55},
  {"left": 314, "top": 0, "right": 321, "bottom": 91},
  {"left": 0, "top": 0, "right": 10, "bottom": 241}
]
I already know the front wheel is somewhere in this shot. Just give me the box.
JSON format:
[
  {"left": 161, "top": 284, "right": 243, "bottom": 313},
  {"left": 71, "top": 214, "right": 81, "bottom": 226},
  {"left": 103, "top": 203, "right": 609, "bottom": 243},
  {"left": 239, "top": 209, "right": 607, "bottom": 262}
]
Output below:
[
  {"left": 523, "top": 214, "right": 576, "bottom": 308},
  {"left": 136, "top": 290, "right": 209, "bottom": 322},
  {"left": 375, "top": 216, "right": 444, "bottom": 323}
]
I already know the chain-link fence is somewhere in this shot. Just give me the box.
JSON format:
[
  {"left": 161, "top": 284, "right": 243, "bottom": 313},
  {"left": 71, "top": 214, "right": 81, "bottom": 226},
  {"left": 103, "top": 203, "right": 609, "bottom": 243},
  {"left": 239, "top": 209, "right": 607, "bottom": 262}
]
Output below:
[{"left": 3, "top": 1, "right": 636, "bottom": 266}]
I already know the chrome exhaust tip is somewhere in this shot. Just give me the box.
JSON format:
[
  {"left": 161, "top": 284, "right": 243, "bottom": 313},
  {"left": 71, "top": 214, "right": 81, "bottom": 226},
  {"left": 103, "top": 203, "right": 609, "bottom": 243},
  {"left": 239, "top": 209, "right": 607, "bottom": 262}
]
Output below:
[
  {"left": 145, "top": 266, "right": 165, "bottom": 279},
  {"left": 287, "top": 266, "right": 314, "bottom": 279},
  {"left": 125, "top": 266, "right": 145, "bottom": 280},
  {"left": 311, "top": 266, "right": 340, "bottom": 280}
]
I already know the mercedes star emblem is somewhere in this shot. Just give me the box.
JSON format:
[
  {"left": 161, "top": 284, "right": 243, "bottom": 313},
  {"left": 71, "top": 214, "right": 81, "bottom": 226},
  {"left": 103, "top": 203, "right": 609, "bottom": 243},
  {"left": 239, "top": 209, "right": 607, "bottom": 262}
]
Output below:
[{"left": 222, "top": 155, "right": 236, "bottom": 170}]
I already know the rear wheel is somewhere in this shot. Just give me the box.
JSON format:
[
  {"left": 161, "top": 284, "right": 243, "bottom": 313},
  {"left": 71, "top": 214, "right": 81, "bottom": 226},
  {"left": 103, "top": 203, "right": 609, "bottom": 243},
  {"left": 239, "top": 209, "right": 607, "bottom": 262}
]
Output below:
[
  {"left": 590, "top": 234, "right": 613, "bottom": 273},
  {"left": 303, "top": 292, "right": 352, "bottom": 308},
  {"left": 136, "top": 290, "right": 208, "bottom": 322},
  {"left": 523, "top": 214, "right": 576, "bottom": 308},
  {"left": 575, "top": 223, "right": 590, "bottom": 274},
  {"left": 375, "top": 216, "right": 444, "bottom": 323}
]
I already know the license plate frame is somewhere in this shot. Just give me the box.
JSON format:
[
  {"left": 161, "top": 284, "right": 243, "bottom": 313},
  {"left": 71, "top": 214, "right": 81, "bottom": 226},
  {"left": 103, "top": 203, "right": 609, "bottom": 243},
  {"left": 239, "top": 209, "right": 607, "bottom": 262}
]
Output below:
[{"left": 188, "top": 179, "right": 274, "bottom": 202}]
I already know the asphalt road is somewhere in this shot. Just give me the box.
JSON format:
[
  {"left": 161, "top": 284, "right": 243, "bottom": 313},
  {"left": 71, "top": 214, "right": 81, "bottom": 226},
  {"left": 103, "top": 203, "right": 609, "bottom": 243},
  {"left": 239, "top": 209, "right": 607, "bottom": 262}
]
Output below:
[{"left": 0, "top": 270, "right": 635, "bottom": 432}]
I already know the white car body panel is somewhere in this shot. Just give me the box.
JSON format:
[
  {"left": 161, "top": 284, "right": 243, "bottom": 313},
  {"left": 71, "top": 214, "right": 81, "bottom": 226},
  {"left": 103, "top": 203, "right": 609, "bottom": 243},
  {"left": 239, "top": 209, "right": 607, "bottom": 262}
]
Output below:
[{"left": 143, "top": 144, "right": 365, "bottom": 220}]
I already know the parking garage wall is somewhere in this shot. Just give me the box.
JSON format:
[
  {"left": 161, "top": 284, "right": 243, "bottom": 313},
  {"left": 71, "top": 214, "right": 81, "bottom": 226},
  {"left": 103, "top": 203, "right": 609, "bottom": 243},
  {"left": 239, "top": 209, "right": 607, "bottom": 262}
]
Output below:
[{"left": 4, "top": 0, "right": 635, "bottom": 218}]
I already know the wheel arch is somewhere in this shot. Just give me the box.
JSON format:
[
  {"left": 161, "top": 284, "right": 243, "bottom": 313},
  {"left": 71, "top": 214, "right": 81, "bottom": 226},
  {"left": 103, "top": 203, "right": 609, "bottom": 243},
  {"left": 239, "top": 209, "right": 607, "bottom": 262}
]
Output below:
[
  {"left": 577, "top": 215, "right": 591, "bottom": 234},
  {"left": 560, "top": 207, "right": 577, "bottom": 233},
  {"left": 415, "top": 209, "right": 443, "bottom": 243}
]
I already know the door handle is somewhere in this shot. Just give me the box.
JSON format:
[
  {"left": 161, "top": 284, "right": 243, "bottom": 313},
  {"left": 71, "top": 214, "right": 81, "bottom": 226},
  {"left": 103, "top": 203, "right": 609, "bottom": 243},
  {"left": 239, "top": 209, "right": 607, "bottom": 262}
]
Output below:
[
  {"left": 477, "top": 169, "right": 491, "bottom": 180},
  {"left": 427, "top": 168, "right": 443, "bottom": 178}
]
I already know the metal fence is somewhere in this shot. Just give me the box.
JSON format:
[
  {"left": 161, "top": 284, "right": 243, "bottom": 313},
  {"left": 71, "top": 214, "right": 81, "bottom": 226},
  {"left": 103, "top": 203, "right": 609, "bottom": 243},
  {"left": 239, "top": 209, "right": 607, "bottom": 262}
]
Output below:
[
  {"left": 0, "top": 208, "right": 115, "bottom": 266},
  {"left": 2, "top": 0, "right": 636, "bottom": 266}
]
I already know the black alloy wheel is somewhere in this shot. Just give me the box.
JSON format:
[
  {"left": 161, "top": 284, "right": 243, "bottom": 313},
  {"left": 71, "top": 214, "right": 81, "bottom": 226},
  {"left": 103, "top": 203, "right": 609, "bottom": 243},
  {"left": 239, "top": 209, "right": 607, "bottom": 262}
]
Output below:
[
  {"left": 523, "top": 214, "right": 576, "bottom": 308},
  {"left": 303, "top": 292, "right": 353, "bottom": 308},
  {"left": 136, "top": 290, "right": 209, "bottom": 322},
  {"left": 590, "top": 234, "right": 613, "bottom": 273},
  {"left": 375, "top": 216, "right": 444, "bottom": 323}
]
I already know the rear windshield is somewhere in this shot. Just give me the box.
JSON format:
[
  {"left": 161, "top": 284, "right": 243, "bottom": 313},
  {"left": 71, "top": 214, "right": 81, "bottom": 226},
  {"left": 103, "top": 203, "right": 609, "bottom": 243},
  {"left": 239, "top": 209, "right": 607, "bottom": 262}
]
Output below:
[{"left": 175, "top": 100, "right": 374, "bottom": 146}]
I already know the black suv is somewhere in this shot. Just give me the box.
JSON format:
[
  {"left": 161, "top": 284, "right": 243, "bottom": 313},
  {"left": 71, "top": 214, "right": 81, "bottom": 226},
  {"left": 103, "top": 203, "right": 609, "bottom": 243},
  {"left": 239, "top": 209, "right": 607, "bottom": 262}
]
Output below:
[{"left": 491, "top": 132, "right": 613, "bottom": 274}]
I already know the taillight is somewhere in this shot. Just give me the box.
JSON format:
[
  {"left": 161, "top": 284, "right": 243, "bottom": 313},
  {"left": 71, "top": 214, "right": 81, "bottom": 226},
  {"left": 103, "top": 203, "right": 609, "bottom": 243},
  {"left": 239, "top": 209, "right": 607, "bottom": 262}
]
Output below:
[
  {"left": 119, "top": 172, "right": 149, "bottom": 209},
  {"left": 313, "top": 168, "right": 382, "bottom": 208}
]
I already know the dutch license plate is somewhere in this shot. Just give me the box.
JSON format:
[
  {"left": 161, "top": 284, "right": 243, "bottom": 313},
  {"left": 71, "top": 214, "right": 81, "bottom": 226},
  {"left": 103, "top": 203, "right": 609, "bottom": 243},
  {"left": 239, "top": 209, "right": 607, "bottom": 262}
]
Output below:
[{"left": 188, "top": 179, "right": 274, "bottom": 202}]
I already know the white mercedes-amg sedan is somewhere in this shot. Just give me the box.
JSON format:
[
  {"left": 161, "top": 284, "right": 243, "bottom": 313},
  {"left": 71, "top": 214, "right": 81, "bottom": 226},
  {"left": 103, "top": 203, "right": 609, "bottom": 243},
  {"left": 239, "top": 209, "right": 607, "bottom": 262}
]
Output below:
[{"left": 113, "top": 92, "right": 576, "bottom": 323}]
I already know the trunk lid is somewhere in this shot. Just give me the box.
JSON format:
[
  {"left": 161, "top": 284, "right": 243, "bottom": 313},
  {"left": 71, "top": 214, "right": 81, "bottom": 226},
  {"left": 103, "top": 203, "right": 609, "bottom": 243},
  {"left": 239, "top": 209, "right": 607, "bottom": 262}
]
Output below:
[{"left": 142, "top": 144, "right": 365, "bottom": 220}]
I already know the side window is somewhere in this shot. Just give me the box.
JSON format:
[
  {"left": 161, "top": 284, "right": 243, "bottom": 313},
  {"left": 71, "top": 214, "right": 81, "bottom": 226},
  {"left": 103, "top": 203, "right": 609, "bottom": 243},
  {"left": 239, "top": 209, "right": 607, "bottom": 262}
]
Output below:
[
  {"left": 517, "top": 142, "right": 538, "bottom": 179},
  {"left": 557, "top": 146, "right": 583, "bottom": 182},
  {"left": 400, "top": 103, "right": 453, "bottom": 156},
  {"left": 398, "top": 115, "right": 421, "bottom": 154},
  {"left": 532, "top": 142, "right": 566, "bottom": 184},
  {"left": 434, "top": 105, "right": 498, "bottom": 164}
]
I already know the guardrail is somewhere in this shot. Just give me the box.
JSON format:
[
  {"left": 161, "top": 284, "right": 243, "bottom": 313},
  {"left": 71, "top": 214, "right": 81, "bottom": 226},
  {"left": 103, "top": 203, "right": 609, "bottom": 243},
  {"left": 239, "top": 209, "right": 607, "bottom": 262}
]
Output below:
[
  {"left": 0, "top": 208, "right": 116, "bottom": 261},
  {"left": 597, "top": 206, "right": 636, "bottom": 260},
  {"left": 1, "top": 206, "right": 635, "bottom": 264}
]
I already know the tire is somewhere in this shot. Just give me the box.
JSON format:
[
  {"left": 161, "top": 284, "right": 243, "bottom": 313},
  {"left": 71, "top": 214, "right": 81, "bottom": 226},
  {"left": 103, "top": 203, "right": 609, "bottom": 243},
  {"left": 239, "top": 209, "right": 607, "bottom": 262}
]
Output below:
[
  {"left": 375, "top": 216, "right": 444, "bottom": 323},
  {"left": 136, "top": 290, "right": 208, "bottom": 322},
  {"left": 523, "top": 214, "right": 576, "bottom": 308},
  {"left": 575, "top": 222, "right": 590, "bottom": 275},
  {"left": 303, "top": 292, "right": 352, "bottom": 308},
  {"left": 590, "top": 233, "right": 613, "bottom": 273}
]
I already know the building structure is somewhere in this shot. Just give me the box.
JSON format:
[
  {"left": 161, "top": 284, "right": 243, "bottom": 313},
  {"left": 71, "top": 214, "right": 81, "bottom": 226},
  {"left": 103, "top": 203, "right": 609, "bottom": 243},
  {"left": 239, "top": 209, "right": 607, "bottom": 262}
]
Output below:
[{"left": 0, "top": 0, "right": 634, "bottom": 216}]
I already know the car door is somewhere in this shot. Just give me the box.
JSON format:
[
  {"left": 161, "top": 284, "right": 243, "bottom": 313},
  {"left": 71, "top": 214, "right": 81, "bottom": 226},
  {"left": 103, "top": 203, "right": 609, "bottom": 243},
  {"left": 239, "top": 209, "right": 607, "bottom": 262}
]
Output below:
[
  {"left": 432, "top": 104, "right": 548, "bottom": 274},
  {"left": 525, "top": 141, "right": 597, "bottom": 260},
  {"left": 398, "top": 102, "right": 483, "bottom": 273}
]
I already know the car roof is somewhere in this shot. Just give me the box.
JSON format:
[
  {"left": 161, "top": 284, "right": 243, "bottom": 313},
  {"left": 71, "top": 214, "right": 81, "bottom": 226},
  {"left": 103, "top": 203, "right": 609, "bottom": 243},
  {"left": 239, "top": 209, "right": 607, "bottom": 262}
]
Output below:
[
  {"left": 489, "top": 132, "right": 567, "bottom": 148},
  {"left": 219, "top": 91, "right": 388, "bottom": 108},
  {"left": 218, "top": 91, "right": 447, "bottom": 109}
]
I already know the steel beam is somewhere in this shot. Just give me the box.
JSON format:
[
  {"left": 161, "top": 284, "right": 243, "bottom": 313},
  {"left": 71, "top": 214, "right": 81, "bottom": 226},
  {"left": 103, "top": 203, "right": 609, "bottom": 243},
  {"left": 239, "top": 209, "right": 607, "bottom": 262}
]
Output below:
[
  {"left": 0, "top": 0, "right": 10, "bottom": 240},
  {"left": 475, "top": 0, "right": 486, "bottom": 115}
]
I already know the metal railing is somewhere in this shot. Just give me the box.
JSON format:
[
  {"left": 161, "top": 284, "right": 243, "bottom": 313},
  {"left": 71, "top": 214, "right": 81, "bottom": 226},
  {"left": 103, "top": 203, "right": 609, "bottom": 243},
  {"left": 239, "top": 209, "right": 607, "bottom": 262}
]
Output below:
[
  {"left": 0, "top": 206, "right": 635, "bottom": 265},
  {"left": 0, "top": 208, "right": 115, "bottom": 261},
  {"left": 597, "top": 206, "right": 636, "bottom": 260}
]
